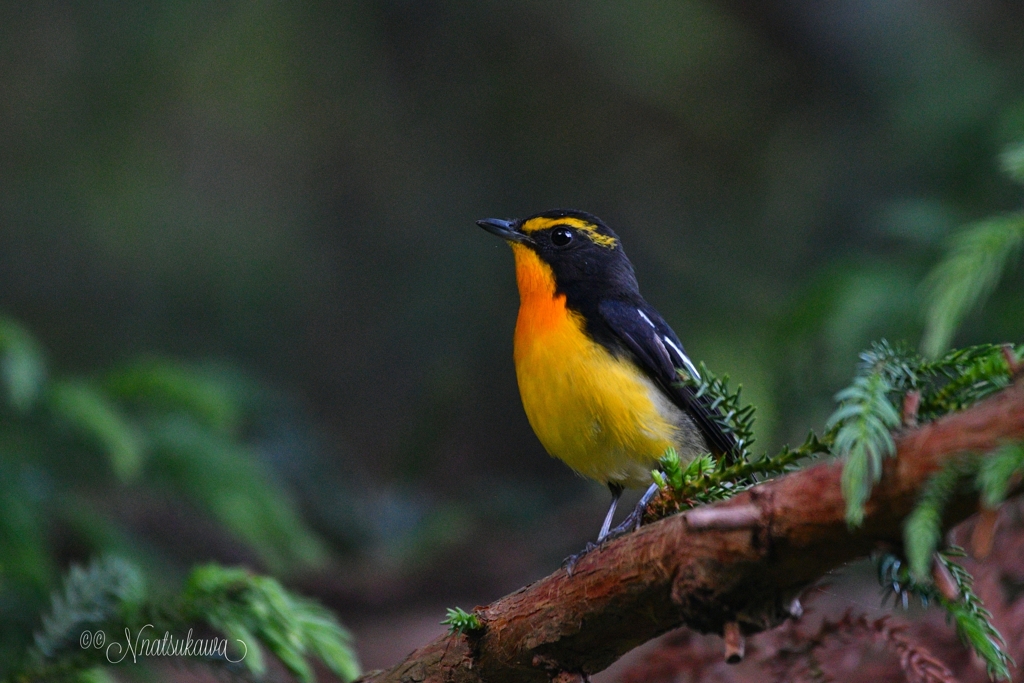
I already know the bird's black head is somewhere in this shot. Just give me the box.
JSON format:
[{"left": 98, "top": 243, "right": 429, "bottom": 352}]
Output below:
[{"left": 476, "top": 209, "right": 640, "bottom": 301}]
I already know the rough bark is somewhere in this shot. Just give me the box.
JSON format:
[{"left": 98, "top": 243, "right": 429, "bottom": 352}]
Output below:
[{"left": 356, "top": 377, "right": 1024, "bottom": 683}]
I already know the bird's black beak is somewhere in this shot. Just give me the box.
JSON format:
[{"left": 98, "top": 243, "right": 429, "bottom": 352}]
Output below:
[{"left": 476, "top": 218, "right": 532, "bottom": 244}]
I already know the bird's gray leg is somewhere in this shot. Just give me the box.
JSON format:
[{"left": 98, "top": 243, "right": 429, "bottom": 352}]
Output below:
[
  {"left": 605, "top": 482, "right": 660, "bottom": 540},
  {"left": 563, "top": 483, "right": 625, "bottom": 575},
  {"left": 597, "top": 483, "right": 624, "bottom": 543}
]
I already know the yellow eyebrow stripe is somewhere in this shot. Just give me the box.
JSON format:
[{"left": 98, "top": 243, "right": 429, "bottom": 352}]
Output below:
[{"left": 520, "top": 216, "right": 618, "bottom": 249}]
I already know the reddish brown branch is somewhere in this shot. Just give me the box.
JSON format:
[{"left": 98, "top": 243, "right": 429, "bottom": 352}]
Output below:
[
  {"left": 356, "top": 379, "right": 1024, "bottom": 683},
  {"left": 1002, "top": 345, "right": 1022, "bottom": 376},
  {"left": 903, "top": 390, "right": 921, "bottom": 427},
  {"left": 686, "top": 504, "right": 761, "bottom": 530},
  {"left": 970, "top": 506, "right": 999, "bottom": 559},
  {"left": 723, "top": 621, "right": 745, "bottom": 664}
]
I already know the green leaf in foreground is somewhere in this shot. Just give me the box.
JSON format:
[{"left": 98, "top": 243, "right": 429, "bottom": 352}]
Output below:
[
  {"left": 649, "top": 363, "right": 827, "bottom": 514},
  {"left": 827, "top": 371, "right": 900, "bottom": 527},
  {"left": 183, "top": 564, "right": 360, "bottom": 682},
  {"left": 651, "top": 431, "right": 831, "bottom": 515},
  {"left": 939, "top": 551, "right": 1014, "bottom": 680},
  {"left": 903, "top": 457, "right": 977, "bottom": 582},
  {"left": 976, "top": 442, "right": 1024, "bottom": 509},
  {"left": 877, "top": 549, "right": 1013, "bottom": 680},
  {"left": 33, "top": 556, "right": 146, "bottom": 662}
]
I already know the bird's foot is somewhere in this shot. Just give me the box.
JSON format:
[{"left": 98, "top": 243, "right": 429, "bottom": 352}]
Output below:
[
  {"left": 562, "top": 541, "right": 600, "bottom": 576},
  {"left": 562, "top": 483, "right": 661, "bottom": 576},
  {"left": 560, "top": 521, "right": 637, "bottom": 576},
  {"left": 603, "top": 504, "right": 645, "bottom": 542},
  {"left": 605, "top": 481, "right": 659, "bottom": 540}
]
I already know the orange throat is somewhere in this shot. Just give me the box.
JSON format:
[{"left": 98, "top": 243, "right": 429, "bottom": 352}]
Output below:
[{"left": 511, "top": 244, "right": 571, "bottom": 355}]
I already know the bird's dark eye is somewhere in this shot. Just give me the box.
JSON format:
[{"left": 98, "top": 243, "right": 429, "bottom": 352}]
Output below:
[{"left": 551, "top": 228, "right": 574, "bottom": 247}]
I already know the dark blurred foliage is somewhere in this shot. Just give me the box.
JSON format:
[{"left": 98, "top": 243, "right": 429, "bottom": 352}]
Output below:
[
  {"left": 1, "top": 0, "right": 1024, "bottom": 675},
  {"left": 0, "top": 323, "right": 338, "bottom": 676}
]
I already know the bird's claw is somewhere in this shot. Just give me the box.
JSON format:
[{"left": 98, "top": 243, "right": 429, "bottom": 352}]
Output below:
[
  {"left": 563, "top": 482, "right": 660, "bottom": 576},
  {"left": 562, "top": 541, "right": 600, "bottom": 576},
  {"left": 561, "top": 513, "right": 641, "bottom": 576}
]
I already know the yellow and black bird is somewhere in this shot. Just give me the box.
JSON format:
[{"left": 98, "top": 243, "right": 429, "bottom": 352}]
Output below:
[{"left": 478, "top": 209, "right": 737, "bottom": 549}]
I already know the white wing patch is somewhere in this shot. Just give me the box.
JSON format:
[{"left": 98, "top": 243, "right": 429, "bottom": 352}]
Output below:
[
  {"left": 663, "top": 336, "right": 701, "bottom": 380},
  {"left": 635, "top": 307, "right": 701, "bottom": 380}
]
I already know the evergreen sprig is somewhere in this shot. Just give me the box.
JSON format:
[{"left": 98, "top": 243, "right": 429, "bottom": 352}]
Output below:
[
  {"left": 651, "top": 362, "right": 833, "bottom": 515},
  {"left": 834, "top": 339, "right": 1022, "bottom": 678},
  {"left": 652, "top": 431, "right": 831, "bottom": 512},
  {"left": 21, "top": 558, "right": 360, "bottom": 683},
  {"left": 33, "top": 557, "right": 146, "bottom": 664},
  {"left": 856, "top": 339, "right": 922, "bottom": 392},
  {"left": 877, "top": 553, "right": 928, "bottom": 611},
  {"left": 938, "top": 550, "right": 1014, "bottom": 680},
  {"left": 830, "top": 341, "right": 1020, "bottom": 526},
  {"left": 903, "top": 457, "right": 979, "bottom": 582},
  {"left": 921, "top": 213, "right": 1024, "bottom": 359},
  {"left": 441, "top": 607, "right": 483, "bottom": 635},
  {"left": 855, "top": 339, "right": 1018, "bottom": 407},
  {"left": 918, "top": 344, "right": 1019, "bottom": 420},
  {"left": 898, "top": 440, "right": 1023, "bottom": 586},
  {"left": 182, "top": 564, "right": 360, "bottom": 683},
  {"left": 876, "top": 549, "right": 1013, "bottom": 680},
  {"left": 683, "top": 363, "right": 758, "bottom": 461},
  {"left": 828, "top": 368, "right": 901, "bottom": 527},
  {"left": 977, "top": 442, "right": 1024, "bottom": 508}
]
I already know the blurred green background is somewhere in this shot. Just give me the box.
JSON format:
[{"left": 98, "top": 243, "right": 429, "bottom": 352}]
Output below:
[{"left": 1, "top": 0, "right": 1024, "bottom": 676}]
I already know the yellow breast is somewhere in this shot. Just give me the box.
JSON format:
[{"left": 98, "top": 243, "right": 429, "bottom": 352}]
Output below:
[{"left": 510, "top": 245, "right": 681, "bottom": 487}]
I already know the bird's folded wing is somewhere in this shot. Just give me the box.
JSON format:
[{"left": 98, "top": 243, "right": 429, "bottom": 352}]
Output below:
[{"left": 596, "top": 299, "right": 738, "bottom": 459}]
